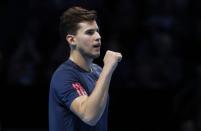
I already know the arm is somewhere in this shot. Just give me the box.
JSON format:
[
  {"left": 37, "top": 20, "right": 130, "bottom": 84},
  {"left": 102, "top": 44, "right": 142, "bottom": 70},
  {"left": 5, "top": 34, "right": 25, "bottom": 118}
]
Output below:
[{"left": 70, "top": 50, "right": 122, "bottom": 126}]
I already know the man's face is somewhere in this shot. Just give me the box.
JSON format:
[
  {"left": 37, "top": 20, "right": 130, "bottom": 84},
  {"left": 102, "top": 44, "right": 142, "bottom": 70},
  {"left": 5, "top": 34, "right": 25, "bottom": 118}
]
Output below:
[{"left": 74, "top": 20, "right": 101, "bottom": 59}]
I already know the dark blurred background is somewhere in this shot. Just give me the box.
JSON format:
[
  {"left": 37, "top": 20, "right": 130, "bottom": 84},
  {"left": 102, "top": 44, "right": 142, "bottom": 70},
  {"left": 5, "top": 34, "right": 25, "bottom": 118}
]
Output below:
[{"left": 1, "top": 0, "right": 201, "bottom": 131}]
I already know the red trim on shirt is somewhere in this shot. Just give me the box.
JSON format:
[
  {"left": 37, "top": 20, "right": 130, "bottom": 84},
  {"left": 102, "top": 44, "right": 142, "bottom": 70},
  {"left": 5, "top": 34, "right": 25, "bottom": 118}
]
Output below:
[{"left": 72, "top": 82, "right": 87, "bottom": 96}]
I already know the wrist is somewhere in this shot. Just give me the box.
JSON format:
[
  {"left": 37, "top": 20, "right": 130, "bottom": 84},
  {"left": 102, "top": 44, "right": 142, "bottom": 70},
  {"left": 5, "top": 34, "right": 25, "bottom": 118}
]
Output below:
[{"left": 102, "top": 65, "right": 114, "bottom": 77}]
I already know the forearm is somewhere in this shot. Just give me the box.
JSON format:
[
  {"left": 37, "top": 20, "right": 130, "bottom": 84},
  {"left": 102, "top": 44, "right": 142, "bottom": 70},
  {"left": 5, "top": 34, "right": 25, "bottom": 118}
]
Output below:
[{"left": 82, "top": 66, "right": 113, "bottom": 125}]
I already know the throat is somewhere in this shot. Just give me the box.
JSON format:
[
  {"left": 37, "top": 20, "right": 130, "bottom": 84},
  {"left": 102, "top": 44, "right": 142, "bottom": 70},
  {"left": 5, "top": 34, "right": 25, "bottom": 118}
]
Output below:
[{"left": 69, "top": 56, "right": 93, "bottom": 72}]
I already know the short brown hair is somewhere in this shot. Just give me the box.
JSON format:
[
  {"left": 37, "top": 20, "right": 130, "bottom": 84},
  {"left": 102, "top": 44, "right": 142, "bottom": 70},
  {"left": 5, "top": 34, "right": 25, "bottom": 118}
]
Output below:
[{"left": 59, "top": 6, "right": 97, "bottom": 38}]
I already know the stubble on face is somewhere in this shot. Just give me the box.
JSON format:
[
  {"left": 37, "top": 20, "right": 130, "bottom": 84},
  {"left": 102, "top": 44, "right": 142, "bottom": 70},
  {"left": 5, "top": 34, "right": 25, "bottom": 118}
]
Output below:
[{"left": 75, "top": 21, "right": 101, "bottom": 59}]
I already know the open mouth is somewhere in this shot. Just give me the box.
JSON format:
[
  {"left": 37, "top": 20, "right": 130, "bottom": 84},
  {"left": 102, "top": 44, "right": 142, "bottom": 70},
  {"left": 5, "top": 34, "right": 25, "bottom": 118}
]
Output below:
[{"left": 93, "top": 43, "right": 101, "bottom": 48}]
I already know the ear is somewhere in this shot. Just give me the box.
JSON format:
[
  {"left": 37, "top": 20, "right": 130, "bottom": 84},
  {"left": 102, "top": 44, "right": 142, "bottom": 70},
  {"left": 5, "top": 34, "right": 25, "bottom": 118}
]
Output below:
[{"left": 66, "top": 34, "right": 76, "bottom": 46}]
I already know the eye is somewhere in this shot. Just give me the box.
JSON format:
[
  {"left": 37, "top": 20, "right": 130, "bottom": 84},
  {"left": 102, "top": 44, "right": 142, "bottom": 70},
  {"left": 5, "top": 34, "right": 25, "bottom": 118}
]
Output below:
[{"left": 85, "top": 30, "right": 95, "bottom": 35}]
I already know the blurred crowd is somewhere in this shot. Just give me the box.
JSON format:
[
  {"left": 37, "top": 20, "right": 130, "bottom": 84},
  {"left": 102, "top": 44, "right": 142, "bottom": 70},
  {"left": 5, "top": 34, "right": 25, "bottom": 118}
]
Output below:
[{"left": 1, "top": 0, "right": 201, "bottom": 130}]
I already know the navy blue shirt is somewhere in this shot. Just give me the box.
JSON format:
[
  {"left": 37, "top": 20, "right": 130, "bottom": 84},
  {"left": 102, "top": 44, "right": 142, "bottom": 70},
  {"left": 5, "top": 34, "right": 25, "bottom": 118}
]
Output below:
[{"left": 49, "top": 59, "right": 108, "bottom": 131}]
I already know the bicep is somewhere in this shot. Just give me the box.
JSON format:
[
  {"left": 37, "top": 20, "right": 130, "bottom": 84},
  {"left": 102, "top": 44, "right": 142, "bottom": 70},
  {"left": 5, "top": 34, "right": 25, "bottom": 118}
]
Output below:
[{"left": 70, "top": 95, "right": 88, "bottom": 120}]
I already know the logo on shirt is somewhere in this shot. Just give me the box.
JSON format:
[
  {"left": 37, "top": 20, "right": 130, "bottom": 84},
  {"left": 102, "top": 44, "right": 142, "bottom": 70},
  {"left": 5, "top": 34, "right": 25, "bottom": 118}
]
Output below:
[{"left": 72, "top": 82, "right": 87, "bottom": 96}]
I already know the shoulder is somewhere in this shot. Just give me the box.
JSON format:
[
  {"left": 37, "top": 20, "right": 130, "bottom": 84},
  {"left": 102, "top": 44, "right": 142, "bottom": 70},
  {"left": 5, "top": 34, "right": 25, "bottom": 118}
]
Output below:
[{"left": 50, "top": 61, "right": 80, "bottom": 87}]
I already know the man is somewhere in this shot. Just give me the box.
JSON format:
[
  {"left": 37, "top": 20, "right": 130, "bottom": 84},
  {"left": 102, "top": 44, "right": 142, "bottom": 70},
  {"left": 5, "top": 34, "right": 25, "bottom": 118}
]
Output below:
[{"left": 49, "top": 6, "right": 122, "bottom": 131}]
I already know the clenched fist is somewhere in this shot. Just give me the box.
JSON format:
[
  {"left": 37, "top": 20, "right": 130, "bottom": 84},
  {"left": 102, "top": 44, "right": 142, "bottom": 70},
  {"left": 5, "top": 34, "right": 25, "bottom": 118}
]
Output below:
[{"left": 103, "top": 50, "right": 122, "bottom": 73}]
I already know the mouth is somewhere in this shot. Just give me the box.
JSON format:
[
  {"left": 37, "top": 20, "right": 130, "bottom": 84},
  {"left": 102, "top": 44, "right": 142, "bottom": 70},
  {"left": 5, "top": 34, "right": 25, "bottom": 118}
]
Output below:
[{"left": 93, "top": 43, "right": 101, "bottom": 48}]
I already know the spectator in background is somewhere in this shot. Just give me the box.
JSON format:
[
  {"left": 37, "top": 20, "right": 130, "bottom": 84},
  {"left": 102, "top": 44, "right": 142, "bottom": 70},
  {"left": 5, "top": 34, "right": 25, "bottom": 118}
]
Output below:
[
  {"left": 134, "top": 30, "right": 183, "bottom": 89},
  {"left": 6, "top": 34, "right": 41, "bottom": 86},
  {"left": 6, "top": 18, "right": 41, "bottom": 87}
]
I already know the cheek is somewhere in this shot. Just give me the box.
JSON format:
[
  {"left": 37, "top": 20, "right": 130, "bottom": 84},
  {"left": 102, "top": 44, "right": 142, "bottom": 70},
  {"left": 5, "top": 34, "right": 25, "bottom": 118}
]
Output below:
[
  {"left": 77, "top": 41, "right": 92, "bottom": 55},
  {"left": 78, "top": 37, "right": 92, "bottom": 48},
  {"left": 77, "top": 35, "right": 93, "bottom": 49}
]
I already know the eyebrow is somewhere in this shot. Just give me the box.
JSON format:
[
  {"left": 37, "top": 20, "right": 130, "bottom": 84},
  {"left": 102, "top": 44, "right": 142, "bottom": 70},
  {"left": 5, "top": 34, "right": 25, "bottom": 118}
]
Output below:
[{"left": 85, "top": 28, "right": 99, "bottom": 32}]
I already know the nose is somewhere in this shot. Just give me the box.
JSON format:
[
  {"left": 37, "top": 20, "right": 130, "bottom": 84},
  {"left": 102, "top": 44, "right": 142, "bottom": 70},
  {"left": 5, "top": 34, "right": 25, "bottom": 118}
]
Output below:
[{"left": 95, "top": 32, "right": 101, "bottom": 42}]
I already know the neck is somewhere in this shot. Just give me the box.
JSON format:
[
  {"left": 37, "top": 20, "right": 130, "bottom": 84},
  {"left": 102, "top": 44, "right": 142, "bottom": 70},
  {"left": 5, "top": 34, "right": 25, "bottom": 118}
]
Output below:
[{"left": 69, "top": 51, "right": 93, "bottom": 72}]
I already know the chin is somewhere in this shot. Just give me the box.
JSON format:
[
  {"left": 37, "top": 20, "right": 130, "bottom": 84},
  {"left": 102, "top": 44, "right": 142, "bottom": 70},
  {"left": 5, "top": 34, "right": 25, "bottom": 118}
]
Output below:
[
  {"left": 93, "top": 54, "right": 100, "bottom": 59},
  {"left": 90, "top": 53, "right": 100, "bottom": 59}
]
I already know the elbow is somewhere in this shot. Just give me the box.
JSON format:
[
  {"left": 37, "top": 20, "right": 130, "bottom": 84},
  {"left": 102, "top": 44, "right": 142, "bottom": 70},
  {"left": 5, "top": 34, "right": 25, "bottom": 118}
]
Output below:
[
  {"left": 86, "top": 120, "right": 98, "bottom": 126},
  {"left": 82, "top": 115, "right": 99, "bottom": 126}
]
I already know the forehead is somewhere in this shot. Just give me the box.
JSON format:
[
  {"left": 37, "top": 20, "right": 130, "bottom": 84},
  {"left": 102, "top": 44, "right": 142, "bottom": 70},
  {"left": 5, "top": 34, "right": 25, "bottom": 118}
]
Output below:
[{"left": 78, "top": 21, "right": 99, "bottom": 32}]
